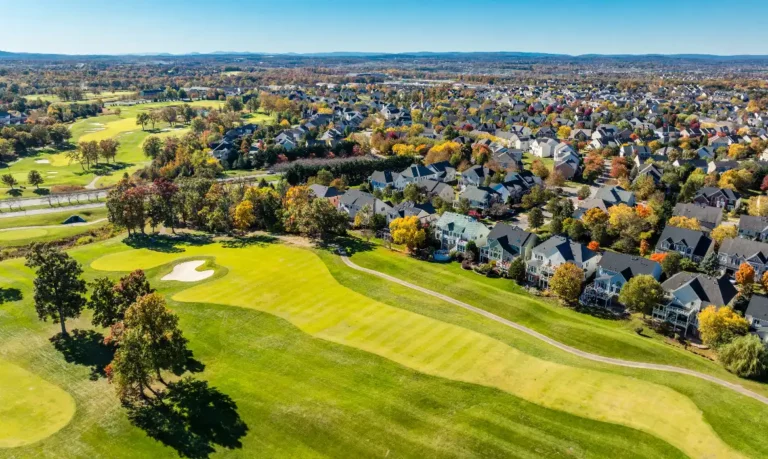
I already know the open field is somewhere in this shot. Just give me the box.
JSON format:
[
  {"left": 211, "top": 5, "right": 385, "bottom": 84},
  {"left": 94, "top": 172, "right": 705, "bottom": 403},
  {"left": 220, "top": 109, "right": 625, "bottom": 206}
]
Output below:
[
  {"left": 23, "top": 91, "right": 137, "bottom": 104},
  {"left": 2, "top": 236, "right": 767, "bottom": 457},
  {"left": 1, "top": 102, "right": 274, "bottom": 199}
]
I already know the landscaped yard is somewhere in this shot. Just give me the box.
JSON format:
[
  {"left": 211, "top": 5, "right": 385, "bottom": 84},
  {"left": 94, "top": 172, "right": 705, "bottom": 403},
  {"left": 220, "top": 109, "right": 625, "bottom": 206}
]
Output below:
[
  {"left": 0, "top": 102, "right": 275, "bottom": 199},
  {"left": 2, "top": 236, "right": 768, "bottom": 457}
]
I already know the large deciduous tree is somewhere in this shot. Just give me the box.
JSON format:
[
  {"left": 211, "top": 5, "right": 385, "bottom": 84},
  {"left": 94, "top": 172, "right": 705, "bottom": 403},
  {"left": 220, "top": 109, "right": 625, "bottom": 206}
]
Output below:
[
  {"left": 698, "top": 305, "right": 748, "bottom": 348},
  {"left": 549, "top": 262, "right": 583, "bottom": 304},
  {"left": 718, "top": 334, "right": 768, "bottom": 378},
  {"left": 25, "top": 244, "right": 87, "bottom": 336},
  {"left": 389, "top": 216, "right": 426, "bottom": 252},
  {"left": 619, "top": 275, "right": 664, "bottom": 317}
]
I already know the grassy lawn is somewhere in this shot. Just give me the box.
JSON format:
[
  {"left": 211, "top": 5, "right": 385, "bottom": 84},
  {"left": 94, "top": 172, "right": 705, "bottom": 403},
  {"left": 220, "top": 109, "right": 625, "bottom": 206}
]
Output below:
[
  {"left": 0, "top": 206, "right": 108, "bottom": 230},
  {"left": 81, "top": 240, "right": 756, "bottom": 458},
  {"left": 24, "top": 91, "right": 137, "bottom": 104},
  {"left": 0, "top": 237, "right": 687, "bottom": 458},
  {"left": 0, "top": 359, "right": 75, "bottom": 448},
  {"left": 1, "top": 102, "right": 272, "bottom": 199}
]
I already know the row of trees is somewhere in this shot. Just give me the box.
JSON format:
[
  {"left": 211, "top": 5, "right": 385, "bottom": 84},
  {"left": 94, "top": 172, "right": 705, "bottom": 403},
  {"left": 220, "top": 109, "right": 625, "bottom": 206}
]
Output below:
[{"left": 65, "top": 139, "right": 121, "bottom": 170}]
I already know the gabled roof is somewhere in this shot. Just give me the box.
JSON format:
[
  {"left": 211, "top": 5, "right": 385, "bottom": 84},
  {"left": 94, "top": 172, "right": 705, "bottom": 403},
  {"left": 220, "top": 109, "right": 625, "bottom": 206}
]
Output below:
[
  {"left": 695, "top": 187, "right": 741, "bottom": 201},
  {"left": 598, "top": 251, "right": 660, "bottom": 281},
  {"left": 486, "top": 223, "right": 538, "bottom": 253},
  {"left": 672, "top": 203, "right": 723, "bottom": 228},
  {"left": 308, "top": 184, "right": 341, "bottom": 199},
  {"left": 662, "top": 272, "right": 737, "bottom": 307},
  {"left": 746, "top": 295, "right": 768, "bottom": 322},
  {"left": 656, "top": 226, "right": 713, "bottom": 256},
  {"left": 740, "top": 215, "right": 768, "bottom": 233},
  {"left": 400, "top": 164, "right": 437, "bottom": 179},
  {"left": 593, "top": 185, "right": 634, "bottom": 206},
  {"left": 532, "top": 235, "right": 598, "bottom": 265},
  {"left": 369, "top": 170, "right": 400, "bottom": 184},
  {"left": 719, "top": 238, "right": 768, "bottom": 264}
]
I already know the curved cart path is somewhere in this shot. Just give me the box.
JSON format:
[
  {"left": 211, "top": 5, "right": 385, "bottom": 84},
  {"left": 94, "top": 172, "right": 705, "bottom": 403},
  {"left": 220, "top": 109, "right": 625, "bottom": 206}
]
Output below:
[{"left": 340, "top": 255, "right": 768, "bottom": 406}]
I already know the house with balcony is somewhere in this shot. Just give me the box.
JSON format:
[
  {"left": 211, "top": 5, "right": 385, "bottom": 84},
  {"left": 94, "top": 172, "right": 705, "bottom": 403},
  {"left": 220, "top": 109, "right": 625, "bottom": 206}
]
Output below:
[
  {"left": 655, "top": 226, "right": 713, "bottom": 263},
  {"left": 479, "top": 224, "right": 538, "bottom": 271},
  {"left": 652, "top": 272, "right": 737, "bottom": 337},
  {"left": 526, "top": 236, "right": 599, "bottom": 289},
  {"left": 580, "top": 252, "right": 662, "bottom": 307},
  {"left": 717, "top": 238, "right": 768, "bottom": 278},
  {"left": 433, "top": 212, "right": 490, "bottom": 254}
]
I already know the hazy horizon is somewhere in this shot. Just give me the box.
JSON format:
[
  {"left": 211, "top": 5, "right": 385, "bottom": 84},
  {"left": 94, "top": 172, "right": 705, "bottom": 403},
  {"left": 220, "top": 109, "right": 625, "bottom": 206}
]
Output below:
[{"left": 3, "top": 0, "right": 768, "bottom": 56}]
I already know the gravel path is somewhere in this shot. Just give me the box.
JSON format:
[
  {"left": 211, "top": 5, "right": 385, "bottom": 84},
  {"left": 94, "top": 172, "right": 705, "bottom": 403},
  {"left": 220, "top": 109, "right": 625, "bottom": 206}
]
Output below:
[{"left": 340, "top": 255, "right": 768, "bottom": 406}]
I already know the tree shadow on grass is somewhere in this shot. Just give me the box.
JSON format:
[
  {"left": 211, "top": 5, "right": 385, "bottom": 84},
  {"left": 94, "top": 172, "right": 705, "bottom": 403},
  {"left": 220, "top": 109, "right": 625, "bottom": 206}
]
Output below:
[
  {"left": 332, "top": 235, "right": 376, "bottom": 256},
  {"left": 124, "top": 233, "right": 213, "bottom": 253},
  {"left": 172, "top": 350, "right": 206, "bottom": 376},
  {"left": 220, "top": 234, "right": 277, "bottom": 249},
  {"left": 50, "top": 329, "right": 115, "bottom": 380},
  {"left": 5, "top": 189, "right": 22, "bottom": 197},
  {"left": 33, "top": 187, "right": 50, "bottom": 196},
  {"left": 127, "top": 378, "right": 248, "bottom": 458},
  {"left": 0, "top": 287, "right": 22, "bottom": 304},
  {"left": 92, "top": 161, "right": 131, "bottom": 176}
]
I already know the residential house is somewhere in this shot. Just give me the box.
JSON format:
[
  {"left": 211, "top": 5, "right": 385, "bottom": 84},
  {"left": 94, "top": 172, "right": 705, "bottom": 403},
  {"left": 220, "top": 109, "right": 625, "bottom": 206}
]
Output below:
[
  {"left": 633, "top": 164, "right": 664, "bottom": 185},
  {"left": 531, "top": 138, "right": 559, "bottom": 158},
  {"left": 581, "top": 252, "right": 662, "bottom": 307},
  {"left": 652, "top": 273, "right": 738, "bottom": 336},
  {"left": 308, "top": 185, "right": 342, "bottom": 207},
  {"left": 387, "top": 201, "right": 436, "bottom": 224},
  {"left": 655, "top": 226, "right": 713, "bottom": 262},
  {"left": 396, "top": 164, "right": 441, "bottom": 189},
  {"left": 426, "top": 161, "right": 457, "bottom": 182},
  {"left": 337, "top": 190, "right": 393, "bottom": 220},
  {"left": 672, "top": 203, "right": 723, "bottom": 232},
  {"left": 717, "top": 238, "right": 768, "bottom": 278},
  {"left": 739, "top": 215, "right": 768, "bottom": 241},
  {"left": 707, "top": 160, "right": 739, "bottom": 175},
  {"left": 368, "top": 170, "right": 400, "bottom": 191},
  {"left": 415, "top": 179, "right": 455, "bottom": 203},
  {"left": 459, "top": 186, "right": 499, "bottom": 210},
  {"left": 553, "top": 144, "right": 581, "bottom": 180},
  {"left": 433, "top": 212, "right": 491, "bottom": 253},
  {"left": 526, "top": 236, "right": 599, "bottom": 289},
  {"left": 692, "top": 187, "right": 741, "bottom": 210},
  {"left": 479, "top": 224, "right": 539, "bottom": 270},
  {"left": 746, "top": 295, "right": 768, "bottom": 330},
  {"left": 460, "top": 165, "right": 492, "bottom": 188}
]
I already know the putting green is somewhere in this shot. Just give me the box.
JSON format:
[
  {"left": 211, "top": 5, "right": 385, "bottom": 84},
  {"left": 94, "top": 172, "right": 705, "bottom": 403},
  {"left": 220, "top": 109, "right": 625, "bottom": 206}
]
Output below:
[
  {"left": 92, "top": 243, "right": 740, "bottom": 458},
  {"left": 0, "top": 360, "right": 75, "bottom": 448}
]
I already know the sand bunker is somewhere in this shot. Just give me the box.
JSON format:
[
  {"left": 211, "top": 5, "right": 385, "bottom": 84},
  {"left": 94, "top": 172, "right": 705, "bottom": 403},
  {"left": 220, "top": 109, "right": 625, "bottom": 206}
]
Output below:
[
  {"left": 35, "top": 159, "right": 50, "bottom": 164},
  {"left": 161, "top": 260, "right": 214, "bottom": 282}
]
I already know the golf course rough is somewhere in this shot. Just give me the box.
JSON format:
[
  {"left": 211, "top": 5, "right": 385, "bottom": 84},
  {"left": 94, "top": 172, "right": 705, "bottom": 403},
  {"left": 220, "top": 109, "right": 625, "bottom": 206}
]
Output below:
[
  {"left": 92, "top": 243, "right": 740, "bottom": 458},
  {"left": 0, "top": 359, "right": 76, "bottom": 448}
]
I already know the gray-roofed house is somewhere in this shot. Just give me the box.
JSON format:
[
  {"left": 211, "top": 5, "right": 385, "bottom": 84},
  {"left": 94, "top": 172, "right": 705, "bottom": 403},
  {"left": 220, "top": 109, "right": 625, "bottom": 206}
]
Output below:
[
  {"left": 338, "top": 190, "right": 393, "bottom": 220},
  {"left": 672, "top": 203, "right": 723, "bottom": 232},
  {"left": 426, "top": 161, "right": 457, "bottom": 182},
  {"left": 652, "top": 272, "right": 738, "bottom": 336},
  {"left": 433, "top": 212, "right": 491, "bottom": 253},
  {"left": 692, "top": 187, "right": 741, "bottom": 210},
  {"left": 574, "top": 185, "right": 635, "bottom": 218},
  {"left": 387, "top": 201, "right": 436, "bottom": 224},
  {"left": 581, "top": 252, "right": 662, "bottom": 307},
  {"left": 458, "top": 186, "right": 499, "bottom": 210},
  {"left": 746, "top": 295, "right": 768, "bottom": 330},
  {"left": 655, "top": 226, "right": 713, "bottom": 262},
  {"left": 739, "top": 215, "right": 768, "bottom": 241},
  {"left": 415, "top": 179, "right": 455, "bottom": 203},
  {"left": 526, "top": 236, "right": 599, "bottom": 289},
  {"left": 308, "top": 185, "right": 342, "bottom": 207},
  {"left": 368, "top": 170, "right": 400, "bottom": 191},
  {"left": 633, "top": 164, "right": 664, "bottom": 185},
  {"left": 717, "top": 237, "right": 768, "bottom": 278},
  {"left": 479, "top": 224, "right": 538, "bottom": 271},
  {"left": 460, "top": 165, "right": 492, "bottom": 188},
  {"left": 395, "top": 164, "right": 441, "bottom": 189}
]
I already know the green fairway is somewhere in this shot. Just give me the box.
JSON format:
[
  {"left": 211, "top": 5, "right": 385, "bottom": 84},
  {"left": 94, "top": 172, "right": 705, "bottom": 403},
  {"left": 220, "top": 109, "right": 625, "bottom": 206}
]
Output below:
[
  {"left": 89, "top": 241, "right": 753, "bottom": 459},
  {"left": 0, "top": 238, "right": 688, "bottom": 458},
  {"left": 0, "top": 207, "right": 108, "bottom": 230},
  {"left": 24, "top": 91, "right": 136, "bottom": 104},
  {"left": 1, "top": 102, "right": 273, "bottom": 199},
  {"left": 0, "top": 359, "right": 75, "bottom": 448}
]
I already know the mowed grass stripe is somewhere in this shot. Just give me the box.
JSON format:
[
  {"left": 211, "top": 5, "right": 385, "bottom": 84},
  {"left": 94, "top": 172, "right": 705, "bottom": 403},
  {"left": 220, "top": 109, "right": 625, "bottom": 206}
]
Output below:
[{"left": 92, "top": 242, "right": 743, "bottom": 458}]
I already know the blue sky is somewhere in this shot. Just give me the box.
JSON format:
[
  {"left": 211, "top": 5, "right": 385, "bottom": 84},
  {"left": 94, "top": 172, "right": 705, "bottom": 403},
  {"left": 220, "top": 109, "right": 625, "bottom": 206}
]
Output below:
[{"left": 2, "top": 0, "right": 768, "bottom": 55}]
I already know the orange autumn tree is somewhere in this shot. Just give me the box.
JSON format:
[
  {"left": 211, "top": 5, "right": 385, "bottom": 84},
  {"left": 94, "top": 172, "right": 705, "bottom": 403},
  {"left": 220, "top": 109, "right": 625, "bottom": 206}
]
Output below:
[
  {"left": 762, "top": 271, "right": 768, "bottom": 291},
  {"left": 649, "top": 253, "right": 667, "bottom": 263},
  {"left": 639, "top": 239, "right": 651, "bottom": 256},
  {"left": 735, "top": 263, "right": 755, "bottom": 286},
  {"left": 587, "top": 241, "right": 600, "bottom": 252}
]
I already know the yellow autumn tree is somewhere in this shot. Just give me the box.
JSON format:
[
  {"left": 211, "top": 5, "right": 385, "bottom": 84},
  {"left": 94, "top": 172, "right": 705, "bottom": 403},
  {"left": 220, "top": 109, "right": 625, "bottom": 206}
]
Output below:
[
  {"left": 668, "top": 216, "right": 701, "bottom": 231},
  {"left": 582, "top": 207, "right": 609, "bottom": 228},
  {"left": 389, "top": 216, "right": 426, "bottom": 252},
  {"left": 233, "top": 200, "right": 255, "bottom": 231},
  {"left": 728, "top": 144, "right": 748, "bottom": 160},
  {"left": 392, "top": 143, "right": 417, "bottom": 156},
  {"left": 698, "top": 305, "right": 749, "bottom": 347},
  {"left": 718, "top": 169, "right": 753, "bottom": 193},
  {"left": 549, "top": 262, "right": 583, "bottom": 304},
  {"left": 748, "top": 196, "right": 768, "bottom": 217},
  {"left": 710, "top": 224, "right": 737, "bottom": 246},
  {"left": 424, "top": 141, "right": 461, "bottom": 165},
  {"left": 557, "top": 126, "right": 572, "bottom": 139}
]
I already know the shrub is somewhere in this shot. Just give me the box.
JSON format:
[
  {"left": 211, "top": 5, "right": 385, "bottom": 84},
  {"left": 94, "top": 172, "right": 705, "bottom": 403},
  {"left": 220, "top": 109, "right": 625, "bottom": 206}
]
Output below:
[{"left": 718, "top": 334, "right": 768, "bottom": 378}]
